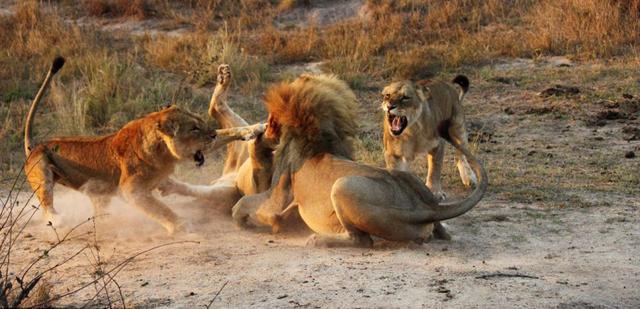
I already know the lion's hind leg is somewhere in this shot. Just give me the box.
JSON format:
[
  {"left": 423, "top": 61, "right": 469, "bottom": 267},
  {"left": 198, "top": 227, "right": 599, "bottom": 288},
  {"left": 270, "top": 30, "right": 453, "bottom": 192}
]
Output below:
[
  {"left": 325, "top": 176, "right": 438, "bottom": 245},
  {"left": 25, "top": 154, "right": 58, "bottom": 224},
  {"left": 449, "top": 124, "right": 477, "bottom": 187}
]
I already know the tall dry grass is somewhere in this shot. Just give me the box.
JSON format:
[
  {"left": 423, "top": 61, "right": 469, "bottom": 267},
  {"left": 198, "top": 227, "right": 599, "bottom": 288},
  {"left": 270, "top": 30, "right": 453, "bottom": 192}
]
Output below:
[
  {"left": 1, "top": 0, "right": 639, "bottom": 178},
  {"left": 255, "top": 0, "right": 640, "bottom": 82}
]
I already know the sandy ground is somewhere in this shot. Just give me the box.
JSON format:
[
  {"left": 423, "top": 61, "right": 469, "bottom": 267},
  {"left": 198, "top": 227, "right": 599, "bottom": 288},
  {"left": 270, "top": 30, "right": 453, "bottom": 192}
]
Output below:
[
  {"left": 4, "top": 178, "right": 638, "bottom": 308},
  {"left": 6, "top": 57, "right": 640, "bottom": 308}
]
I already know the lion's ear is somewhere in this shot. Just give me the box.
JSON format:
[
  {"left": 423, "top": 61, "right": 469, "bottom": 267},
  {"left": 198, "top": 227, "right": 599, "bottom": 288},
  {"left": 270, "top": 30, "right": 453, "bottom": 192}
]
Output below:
[{"left": 157, "top": 119, "right": 179, "bottom": 137}]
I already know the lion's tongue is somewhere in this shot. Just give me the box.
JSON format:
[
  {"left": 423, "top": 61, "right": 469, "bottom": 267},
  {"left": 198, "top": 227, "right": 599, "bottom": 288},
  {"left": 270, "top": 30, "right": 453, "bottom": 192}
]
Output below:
[{"left": 391, "top": 116, "right": 403, "bottom": 131}]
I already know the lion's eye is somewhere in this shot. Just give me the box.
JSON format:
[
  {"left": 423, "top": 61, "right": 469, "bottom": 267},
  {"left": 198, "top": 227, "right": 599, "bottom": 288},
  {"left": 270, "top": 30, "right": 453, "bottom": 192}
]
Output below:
[
  {"left": 401, "top": 96, "right": 410, "bottom": 101},
  {"left": 191, "top": 126, "right": 200, "bottom": 132}
]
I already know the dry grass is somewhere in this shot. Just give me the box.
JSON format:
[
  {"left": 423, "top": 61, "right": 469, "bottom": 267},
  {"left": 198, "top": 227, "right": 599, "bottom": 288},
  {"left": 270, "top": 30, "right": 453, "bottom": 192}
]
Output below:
[
  {"left": 84, "top": 0, "right": 152, "bottom": 19},
  {"left": 1, "top": 0, "right": 639, "bottom": 193}
]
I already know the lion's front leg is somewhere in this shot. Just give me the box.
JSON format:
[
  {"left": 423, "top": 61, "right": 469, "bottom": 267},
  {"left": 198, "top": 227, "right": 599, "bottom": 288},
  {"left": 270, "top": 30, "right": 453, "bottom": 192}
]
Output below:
[
  {"left": 426, "top": 142, "right": 447, "bottom": 201},
  {"left": 121, "top": 176, "right": 184, "bottom": 235},
  {"left": 305, "top": 233, "right": 373, "bottom": 248},
  {"left": 211, "top": 123, "right": 267, "bottom": 148}
]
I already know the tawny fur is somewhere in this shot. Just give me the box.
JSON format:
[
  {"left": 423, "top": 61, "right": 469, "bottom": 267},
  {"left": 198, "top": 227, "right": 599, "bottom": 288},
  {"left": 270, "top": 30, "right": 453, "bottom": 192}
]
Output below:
[
  {"left": 232, "top": 74, "right": 489, "bottom": 247},
  {"left": 381, "top": 77, "right": 476, "bottom": 239},
  {"left": 24, "top": 58, "right": 265, "bottom": 234},
  {"left": 158, "top": 64, "right": 277, "bottom": 213}
]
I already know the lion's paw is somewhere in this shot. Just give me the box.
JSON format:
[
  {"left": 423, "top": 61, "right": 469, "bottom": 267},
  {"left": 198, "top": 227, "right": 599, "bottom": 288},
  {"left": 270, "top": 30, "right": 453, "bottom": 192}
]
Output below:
[
  {"left": 433, "top": 190, "right": 448, "bottom": 202},
  {"left": 216, "top": 64, "right": 231, "bottom": 88},
  {"left": 240, "top": 123, "right": 267, "bottom": 141}
]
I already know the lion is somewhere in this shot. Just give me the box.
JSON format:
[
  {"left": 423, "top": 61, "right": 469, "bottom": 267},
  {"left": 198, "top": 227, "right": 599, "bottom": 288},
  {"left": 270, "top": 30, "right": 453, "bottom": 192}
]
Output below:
[
  {"left": 231, "top": 73, "right": 488, "bottom": 247},
  {"left": 157, "top": 64, "right": 277, "bottom": 211},
  {"left": 24, "top": 57, "right": 265, "bottom": 234},
  {"left": 381, "top": 76, "right": 475, "bottom": 239}
]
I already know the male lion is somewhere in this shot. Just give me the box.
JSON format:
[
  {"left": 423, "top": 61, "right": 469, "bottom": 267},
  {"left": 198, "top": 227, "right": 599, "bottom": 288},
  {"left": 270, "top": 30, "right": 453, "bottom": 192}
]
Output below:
[
  {"left": 24, "top": 57, "right": 265, "bottom": 234},
  {"left": 232, "top": 74, "right": 488, "bottom": 247},
  {"left": 158, "top": 64, "right": 277, "bottom": 211}
]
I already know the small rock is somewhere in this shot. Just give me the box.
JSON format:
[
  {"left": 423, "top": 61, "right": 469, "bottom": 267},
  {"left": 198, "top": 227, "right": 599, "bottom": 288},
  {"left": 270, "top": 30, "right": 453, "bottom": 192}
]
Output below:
[
  {"left": 141, "top": 281, "right": 149, "bottom": 287},
  {"left": 525, "top": 106, "right": 554, "bottom": 115},
  {"left": 539, "top": 85, "right": 580, "bottom": 97},
  {"left": 624, "top": 151, "right": 635, "bottom": 159},
  {"left": 492, "top": 76, "right": 517, "bottom": 85},
  {"left": 503, "top": 107, "right": 515, "bottom": 115},
  {"left": 622, "top": 126, "right": 640, "bottom": 141},
  {"left": 277, "top": 294, "right": 288, "bottom": 299},
  {"left": 547, "top": 56, "right": 573, "bottom": 67},
  {"left": 597, "top": 110, "right": 625, "bottom": 120}
]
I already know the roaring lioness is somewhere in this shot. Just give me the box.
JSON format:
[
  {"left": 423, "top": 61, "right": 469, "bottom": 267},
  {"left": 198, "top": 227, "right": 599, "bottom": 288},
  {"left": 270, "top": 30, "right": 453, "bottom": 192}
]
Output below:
[
  {"left": 232, "top": 74, "right": 488, "bottom": 247},
  {"left": 382, "top": 76, "right": 476, "bottom": 200},
  {"left": 158, "top": 64, "right": 277, "bottom": 211},
  {"left": 24, "top": 57, "right": 265, "bottom": 234}
]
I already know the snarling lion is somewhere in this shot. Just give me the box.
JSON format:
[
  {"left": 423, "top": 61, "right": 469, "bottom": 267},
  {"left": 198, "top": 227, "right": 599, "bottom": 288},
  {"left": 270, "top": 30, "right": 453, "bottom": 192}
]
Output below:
[
  {"left": 157, "top": 64, "right": 277, "bottom": 211},
  {"left": 381, "top": 76, "right": 475, "bottom": 239},
  {"left": 232, "top": 74, "right": 488, "bottom": 247},
  {"left": 24, "top": 57, "right": 265, "bottom": 234}
]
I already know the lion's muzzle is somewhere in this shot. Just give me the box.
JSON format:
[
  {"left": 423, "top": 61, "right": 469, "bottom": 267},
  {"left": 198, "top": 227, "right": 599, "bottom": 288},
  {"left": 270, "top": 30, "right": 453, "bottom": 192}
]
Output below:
[{"left": 387, "top": 113, "right": 408, "bottom": 136}]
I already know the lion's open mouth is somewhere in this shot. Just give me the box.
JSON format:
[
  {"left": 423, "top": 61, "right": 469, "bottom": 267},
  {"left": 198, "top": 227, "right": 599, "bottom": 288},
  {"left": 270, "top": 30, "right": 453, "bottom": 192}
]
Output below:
[
  {"left": 193, "top": 150, "right": 205, "bottom": 167},
  {"left": 387, "top": 113, "right": 408, "bottom": 136}
]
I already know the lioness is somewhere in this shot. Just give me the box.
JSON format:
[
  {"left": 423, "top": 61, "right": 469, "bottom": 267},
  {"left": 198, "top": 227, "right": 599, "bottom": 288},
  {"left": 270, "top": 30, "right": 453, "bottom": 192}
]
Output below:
[
  {"left": 24, "top": 57, "right": 265, "bottom": 234},
  {"left": 157, "top": 64, "right": 277, "bottom": 211},
  {"left": 382, "top": 76, "right": 476, "bottom": 201},
  {"left": 232, "top": 74, "right": 488, "bottom": 247}
]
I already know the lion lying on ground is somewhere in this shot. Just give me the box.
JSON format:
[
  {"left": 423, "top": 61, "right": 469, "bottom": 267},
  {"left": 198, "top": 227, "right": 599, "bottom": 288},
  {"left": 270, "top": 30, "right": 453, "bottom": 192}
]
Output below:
[
  {"left": 381, "top": 75, "right": 475, "bottom": 239},
  {"left": 231, "top": 74, "right": 488, "bottom": 247},
  {"left": 158, "top": 64, "right": 277, "bottom": 211},
  {"left": 24, "top": 57, "right": 265, "bottom": 234}
]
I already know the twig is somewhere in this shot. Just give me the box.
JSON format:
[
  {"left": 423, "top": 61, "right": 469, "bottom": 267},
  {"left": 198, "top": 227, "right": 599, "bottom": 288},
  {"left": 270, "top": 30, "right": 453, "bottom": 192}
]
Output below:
[
  {"left": 206, "top": 281, "right": 229, "bottom": 309},
  {"left": 31, "top": 241, "right": 199, "bottom": 308},
  {"left": 475, "top": 273, "right": 539, "bottom": 280}
]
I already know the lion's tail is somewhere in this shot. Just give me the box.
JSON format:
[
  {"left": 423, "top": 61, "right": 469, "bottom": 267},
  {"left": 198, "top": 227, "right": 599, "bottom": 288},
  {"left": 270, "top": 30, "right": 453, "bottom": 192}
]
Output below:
[
  {"left": 24, "top": 56, "right": 65, "bottom": 156},
  {"left": 452, "top": 75, "right": 470, "bottom": 102},
  {"left": 428, "top": 124, "right": 488, "bottom": 222}
]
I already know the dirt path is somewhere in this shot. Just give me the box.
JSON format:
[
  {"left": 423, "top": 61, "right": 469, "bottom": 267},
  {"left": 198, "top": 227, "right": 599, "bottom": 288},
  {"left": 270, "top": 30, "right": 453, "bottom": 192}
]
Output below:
[{"left": 6, "top": 185, "right": 637, "bottom": 308}]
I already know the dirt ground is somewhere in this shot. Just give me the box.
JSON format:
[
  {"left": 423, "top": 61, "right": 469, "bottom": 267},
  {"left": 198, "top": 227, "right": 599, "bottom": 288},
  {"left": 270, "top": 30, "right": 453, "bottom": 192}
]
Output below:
[
  {"left": 2, "top": 1, "right": 639, "bottom": 307},
  {"left": 7, "top": 58, "right": 640, "bottom": 307},
  {"left": 8, "top": 185, "right": 639, "bottom": 308}
]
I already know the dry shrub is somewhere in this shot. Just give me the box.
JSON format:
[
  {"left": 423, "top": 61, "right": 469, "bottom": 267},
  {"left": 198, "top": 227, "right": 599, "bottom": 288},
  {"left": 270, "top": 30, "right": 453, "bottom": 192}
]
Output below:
[
  {"left": 84, "top": 0, "right": 151, "bottom": 19},
  {"left": 526, "top": 0, "right": 640, "bottom": 57},
  {"left": 143, "top": 30, "right": 269, "bottom": 93},
  {"left": 12, "top": 279, "right": 53, "bottom": 308},
  {"left": 255, "top": 25, "right": 321, "bottom": 64},
  {"left": 277, "top": 0, "right": 311, "bottom": 12}
]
